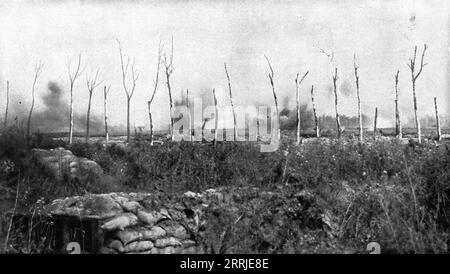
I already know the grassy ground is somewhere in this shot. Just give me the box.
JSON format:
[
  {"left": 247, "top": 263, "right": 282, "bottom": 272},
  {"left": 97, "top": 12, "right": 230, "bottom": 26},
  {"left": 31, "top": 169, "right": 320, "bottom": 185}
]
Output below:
[{"left": 0, "top": 126, "right": 449, "bottom": 253}]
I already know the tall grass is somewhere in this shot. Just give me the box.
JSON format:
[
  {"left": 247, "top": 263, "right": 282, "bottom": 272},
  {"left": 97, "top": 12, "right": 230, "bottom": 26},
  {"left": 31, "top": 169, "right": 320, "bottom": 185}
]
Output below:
[{"left": 1, "top": 126, "right": 449, "bottom": 253}]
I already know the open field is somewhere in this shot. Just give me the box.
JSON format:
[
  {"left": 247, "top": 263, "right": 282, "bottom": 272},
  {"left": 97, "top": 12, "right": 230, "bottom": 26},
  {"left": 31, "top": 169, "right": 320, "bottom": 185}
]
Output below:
[{"left": 36, "top": 127, "right": 450, "bottom": 145}]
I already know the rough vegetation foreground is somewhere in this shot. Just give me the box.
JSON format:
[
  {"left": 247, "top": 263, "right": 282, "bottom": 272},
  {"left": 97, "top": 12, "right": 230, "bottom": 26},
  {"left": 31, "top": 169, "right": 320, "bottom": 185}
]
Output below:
[{"left": 1, "top": 127, "right": 449, "bottom": 253}]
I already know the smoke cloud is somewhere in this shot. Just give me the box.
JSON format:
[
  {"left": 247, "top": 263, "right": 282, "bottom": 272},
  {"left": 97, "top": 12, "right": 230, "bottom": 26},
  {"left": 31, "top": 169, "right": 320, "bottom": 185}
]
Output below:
[{"left": 29, "top": 81, "right": 104, "bottom": 134}]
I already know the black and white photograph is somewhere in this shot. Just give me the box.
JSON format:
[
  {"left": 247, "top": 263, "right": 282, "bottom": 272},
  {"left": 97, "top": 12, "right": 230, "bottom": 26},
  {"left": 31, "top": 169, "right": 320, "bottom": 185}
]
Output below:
[{"left": 0, "top": 0, "right": 449, "bottom": 261}]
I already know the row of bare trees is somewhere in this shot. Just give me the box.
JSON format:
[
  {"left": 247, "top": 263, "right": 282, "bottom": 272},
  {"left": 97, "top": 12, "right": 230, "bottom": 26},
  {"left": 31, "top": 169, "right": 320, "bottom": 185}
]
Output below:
[
  {"left": 147, "top": 37, "right": 238, "bottom": 145},
  {"left": 1, "top": 42, "right": 443, "bottom": 147},
  {"left": 1, "top": 54, "right": 111, "bottom": 145},
  {"left": 260, "top": 43, "right": 438, "bottom": 146}
]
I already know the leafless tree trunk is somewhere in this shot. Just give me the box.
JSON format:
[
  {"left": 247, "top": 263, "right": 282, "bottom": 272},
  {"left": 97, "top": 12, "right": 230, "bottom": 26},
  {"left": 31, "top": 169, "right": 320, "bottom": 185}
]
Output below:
[
  {"left": 85, "top": 69, "right": 102, "bottom": 143},
  {"left": 295, "top": 71, "right": 309, "bottom": 145},
  {"left": 353, "top": 54, "right": 363, "bottom": 142},
  {"left": 310, "top": 85, "right": 320, "bottom": 138},
  {"left": 373, "top": 107, "right": 378, "bottom": 139},
  {"left": 4, "top": 80, "right": 9, "bottom": 128},
  {"left": 407, "top": 44, "right": 428, "bottom": 144},
  {"left": 186, "top": 89, "right": 192, "bottom": 141},
  {"left": 27, "top": 61, "right": 44, "bottom": 140},
  {"left": 104, "top": 85, "right": 111, "bottom": 144},
  {"left": 394, "top": 70, "right": 402, "bottom": 138},
  {"left": 434, "top": 97, "right": 441, "bottom": 141},
  {"left": 224, "top": 63, "right": 237, "bottom": 140},
  {"left": 264, "top": 55, "right": 280, "bottom": 142},
  {"left": 67, "top": 54, "right": 83, "bottom": 144},
  {"left": 148, "top": 41, "right": 163, "bottom": 145},
  {"left": 117, "top": 40, "right": 139, "bottom": 143},
  {"left": 332, "top": 67, "right": 341, "bottom": 138},
  {"left": 163, "top": 37, "right": 174, "bottom": 141},
  {"left": 212, "top": 88, "right": 218, "bottom": 146}
]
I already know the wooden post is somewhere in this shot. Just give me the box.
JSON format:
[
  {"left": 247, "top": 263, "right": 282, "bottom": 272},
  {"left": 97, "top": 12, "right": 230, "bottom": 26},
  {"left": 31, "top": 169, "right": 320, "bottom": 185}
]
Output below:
[
  {"left": 434, "top": 97, "right": 441, "bottom": 141},
  {"left": 224, "top": 63, "right": 237, "bottom": 141},
  {"left": 310, "top": 85, "right": 320, "bottom": 138},
  {"left": 4, "top": 80, "right": 9, "bottom": 128},
  {"left": 332, "top": 67, "right": 341, "bottom": 138},
  {"left": 394, "top": 70, "right": 402, "bottom": 138},
  {"left": 212, "top": 88, "right": 218, "bottom": 146},
  {"left": 353, "top": 54, "right": 363, "bottom": 142},
  {"left": 104, "top": 86, "right": 110, "bottom": 144},
  {"left": 373, "top": 107, "right": 378, "bottom": 139},
  {"left": 295, "top": 71, "right": 309, "bottom": 145}
]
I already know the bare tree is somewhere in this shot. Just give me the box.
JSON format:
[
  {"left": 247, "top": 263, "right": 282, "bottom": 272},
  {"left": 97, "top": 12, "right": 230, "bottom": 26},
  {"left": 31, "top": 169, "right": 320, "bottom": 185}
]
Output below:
[
  {"left": 212, "top": 88, "right": 218, "bottom": 146},
  {"left": 373, "top": 107, "right": 378, "bottom": 139},
  {"left": 224, "top": 63, "right": 237, "bottom": 140},
  {"left": 148, "top": 41, "right": 163, "bottom": 145},
  {"left": 407, "top": 44, "right": 428, "bottom": 144},
  {"left": 117, "top": 40, "right": 139, "bottom": 143},
  {"left": 27, "top": 61, "right": 45, "bottom": 140},
  {"left": 4, "top": 80, "right": 9, "bottom": 128},
  {"left": 332, "top": 67, "right": 342, "bottom": 138},
  {"left": 85, "top": 69, "right": 102, "bottom": 143},
  {"left": 434, "top": 97, "right": 441, "bottom": 141},
  {"left": 264, "top": 55, "right": 280, "bottom": 142},
  {"left": 67, "top": 54, "right": 84, "bottom": 144},
  {"left": 186, "top": 89, "right": 192, "bottom": 141},
  {"left": 353, "top": 54, "right": 363, "bottom": 142},
  {"left": 163, "top": 37, "right": 174, "bottom": 141},
  {"left": 294, "top": 71, "right": 309, "bottom": 145},
  {"left": 104, "top": 85, "right": 111, "bottom": 144},
  {"left": 310, "top": 85, "right": 320, "bottom": 138},
  {"left": 394, "top": 70, "right": 402, "bottom": 138}
]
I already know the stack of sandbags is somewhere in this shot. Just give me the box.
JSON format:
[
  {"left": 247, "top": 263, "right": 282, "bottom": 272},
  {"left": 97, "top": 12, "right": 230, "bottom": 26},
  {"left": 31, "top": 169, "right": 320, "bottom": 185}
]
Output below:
[
  {"left": 32, "top": 147, "right": 103, "bottom": 181},
  {"left": 99, "top": 209, "right": 199, "bottom": 254},
  {"left": 44, "top": 191, "right": 207, "bottom": 254}
]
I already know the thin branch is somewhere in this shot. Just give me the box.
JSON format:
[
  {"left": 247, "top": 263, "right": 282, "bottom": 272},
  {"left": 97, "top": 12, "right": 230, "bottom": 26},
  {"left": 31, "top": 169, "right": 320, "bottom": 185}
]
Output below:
[
  {"left": 68, "top": 54, "right": 84, "bottom": 85},
  {"left": 33, "top": 61, "right": 45, "bottom": 87},
  {"left": 264, "top": 55, "right": 274, "bottom": 85},
  {"left": 86, "top": 69, "right": 103, "bottom": 92},
  {"left": 414, "top": 44, "right": 428, "bottom": 80},
  {"left": 150, "top": 40, "right": 163, "bottom": 104},
  {"left": 4, "top": 80, "right": 9, "bottom": 128},
  {"left": 264, "top": 54, "right": 280, "bottom": 142},
  {"left": 295, "top": 70, "right": 309, "bottom": 86},
  {"left": 130, "top": 61, "right": 139, "bottom": 98},
  {"left": 105, "top": 85, "right": 111, "bottom": 96},
  {"left": 163, "top": 37, "right": 175, "bottom": 141},
  {"left": 224, "top": 62, "right": 237, "bottom": 140},
  {"left": 27, "top": 60, "right": 45, "bottom": 138}
]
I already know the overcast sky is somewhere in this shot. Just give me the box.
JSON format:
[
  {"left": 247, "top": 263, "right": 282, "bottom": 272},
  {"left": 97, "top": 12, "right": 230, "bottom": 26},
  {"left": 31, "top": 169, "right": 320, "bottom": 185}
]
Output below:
[{"left": 0, "top": 0, "right": 448, "bottom": 131}]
